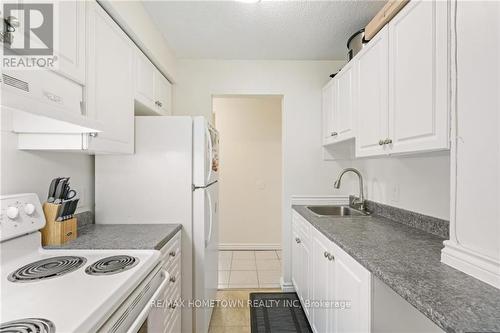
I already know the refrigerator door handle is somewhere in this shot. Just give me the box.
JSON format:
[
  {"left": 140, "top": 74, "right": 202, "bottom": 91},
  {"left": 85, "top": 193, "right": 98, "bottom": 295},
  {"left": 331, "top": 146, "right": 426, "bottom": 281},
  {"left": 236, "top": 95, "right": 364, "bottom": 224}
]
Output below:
[
  {"left": 205, "top": 189, "right": 213, "bottom": 249},
  {"left": 205, "top": 126, "right": 213, "bottom": 185}
]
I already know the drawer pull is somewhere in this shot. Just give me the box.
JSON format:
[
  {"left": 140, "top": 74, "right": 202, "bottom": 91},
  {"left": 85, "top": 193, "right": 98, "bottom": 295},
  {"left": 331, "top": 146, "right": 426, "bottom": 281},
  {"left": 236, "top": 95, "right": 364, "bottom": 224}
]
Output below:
[
  {"left": 169, "top": 276, "right": 176, "bottom": 283},
  {"left": 324, "top": 251, "right": 329, "bottom": 258},
  {"left": 295, "top": 237, "right": 301, "bottom": 244},
  {"left": 169, "top": 303, "right": 176, "bottom": 309},
  {"left": 169, "top": 251, "right": 176, "bottom": 257},
  {"left": 327, "top": 253, "right": 335, "bottom": 261}
]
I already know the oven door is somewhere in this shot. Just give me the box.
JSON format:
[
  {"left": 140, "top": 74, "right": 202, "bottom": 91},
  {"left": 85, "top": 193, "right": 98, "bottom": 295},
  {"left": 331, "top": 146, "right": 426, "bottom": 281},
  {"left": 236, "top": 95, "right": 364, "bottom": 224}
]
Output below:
[{"left": 97, "top": 265, "right": 169, "bottom": 333}]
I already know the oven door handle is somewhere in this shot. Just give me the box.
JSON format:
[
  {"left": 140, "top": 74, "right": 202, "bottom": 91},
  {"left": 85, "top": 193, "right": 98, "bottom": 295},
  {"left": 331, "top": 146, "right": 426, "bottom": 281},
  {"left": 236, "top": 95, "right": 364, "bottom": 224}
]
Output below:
[{"left": 126, "top": 270, "right": 170, "bottom": 333}]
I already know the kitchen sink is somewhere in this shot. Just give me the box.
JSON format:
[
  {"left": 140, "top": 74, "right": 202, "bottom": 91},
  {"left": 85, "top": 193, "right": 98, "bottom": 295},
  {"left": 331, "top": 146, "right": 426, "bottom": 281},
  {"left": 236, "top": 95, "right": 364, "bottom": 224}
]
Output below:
[{"left": 306, "top": 205, "right": 370, "bottom": 217}]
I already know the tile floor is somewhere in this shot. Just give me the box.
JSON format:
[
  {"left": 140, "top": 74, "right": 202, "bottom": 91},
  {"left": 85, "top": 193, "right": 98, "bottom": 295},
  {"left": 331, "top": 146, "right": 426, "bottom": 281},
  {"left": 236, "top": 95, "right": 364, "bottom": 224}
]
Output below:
[
  {"left": 208, "top": 289, "right": 280, "bottom": 333},
  {"left": 218, "top": 250, "right": 282, "bottom": 289}
]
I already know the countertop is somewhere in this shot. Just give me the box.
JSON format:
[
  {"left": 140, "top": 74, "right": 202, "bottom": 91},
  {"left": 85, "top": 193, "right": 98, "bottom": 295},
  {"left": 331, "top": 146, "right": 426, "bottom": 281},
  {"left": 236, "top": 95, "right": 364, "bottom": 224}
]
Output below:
[
  {"left": 45, "top": 224, "right": 182, "bottom": 250},
  {"left": 292, "top": 205, "right": 500, "bottom": 333}
]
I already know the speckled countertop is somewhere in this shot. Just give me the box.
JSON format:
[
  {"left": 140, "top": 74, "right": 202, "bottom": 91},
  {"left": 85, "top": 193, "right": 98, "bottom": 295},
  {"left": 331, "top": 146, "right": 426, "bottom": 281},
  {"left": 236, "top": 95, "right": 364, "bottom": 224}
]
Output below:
[
  {"left": 292, "top": 205, "right": 500, "bottom": 333},
  {"left": 45, "top": 224, "right": 182, "bottom": 250}
]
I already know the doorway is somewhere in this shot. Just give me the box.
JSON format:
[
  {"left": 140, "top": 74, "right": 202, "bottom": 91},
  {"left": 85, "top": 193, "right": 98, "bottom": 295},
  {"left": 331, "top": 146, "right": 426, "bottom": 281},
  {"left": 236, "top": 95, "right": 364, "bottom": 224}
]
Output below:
[{"left": 212, "top": 95, "right": 283, "bottom": 289}]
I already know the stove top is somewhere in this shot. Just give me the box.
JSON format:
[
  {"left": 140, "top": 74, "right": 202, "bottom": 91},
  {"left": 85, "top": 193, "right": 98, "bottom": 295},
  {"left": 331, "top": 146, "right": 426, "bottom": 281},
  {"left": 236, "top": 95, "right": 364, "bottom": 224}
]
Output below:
[
  {"left": 0, "top": 194, "right": 160, "bottom": 333},
  {"left": 8, "top": 256, "right": 87, "bottom": 282},
  {"left": 0, "top": 318, "right": 55, "bottom": 333}
]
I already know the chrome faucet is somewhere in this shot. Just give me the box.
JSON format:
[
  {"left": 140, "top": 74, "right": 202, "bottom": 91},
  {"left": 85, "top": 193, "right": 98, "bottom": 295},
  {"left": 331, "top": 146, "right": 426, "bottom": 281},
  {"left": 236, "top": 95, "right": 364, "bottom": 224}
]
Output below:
[{"left": 334, "top": 168, "right": 365, "bottom": 211}]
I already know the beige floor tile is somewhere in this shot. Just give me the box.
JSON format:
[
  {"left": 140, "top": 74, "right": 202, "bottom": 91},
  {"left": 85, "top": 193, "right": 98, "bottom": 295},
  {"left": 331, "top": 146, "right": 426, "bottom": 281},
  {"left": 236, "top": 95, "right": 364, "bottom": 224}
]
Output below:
[
  {"left": 256, "top": 259, "right": 281, "bottom": 271},
  {"left": 219, "top": 258, "right": 231, "bottom": 271},
  {"left": 232, "top": 251, "right": 255, "bottom": 260},
  {"left": 219, "top": 251, "right": 233, "bottom": 261},
  {"left": 219, "top": 271, "right": 230, "bottom": 285},
  {"left": 229, "top": 271, "right": 258, "bottom": 288},
  {"left": 231, "top": 259, "right": 256, "bottom": 271},
  {"left": 209, "top": 307, "right": 250, "bottom": 327},
  {"left": 257, "top": 270, "right": 281, "bottom": 285},
  {"left": 255, "top": 250, "right": 278, "bottom": 260}
]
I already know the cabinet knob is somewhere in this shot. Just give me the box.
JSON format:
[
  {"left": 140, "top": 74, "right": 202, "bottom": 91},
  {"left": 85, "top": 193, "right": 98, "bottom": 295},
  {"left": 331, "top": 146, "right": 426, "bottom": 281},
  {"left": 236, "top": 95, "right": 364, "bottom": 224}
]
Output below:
[
  {"left": 384, "top": 138, "right": 393, "bottom": 145},
  {"left": 89, "top": 132, "right": 98, "bottom": 138},
  {"left": 169, "top": 276, "right": 176, "bottom": 283},
  {"left": 378, "top": 140, "right": 385, "bottom": 146},
  {"left": 327, "top": 253, "right": 335, "bottom": 261},
  {"left": 295, "top": 237, "right": 301, "bottom": 244},
  {"left": 324, "top": 251, "right": 329, "bottom": 258},
  {"left": 169, "top": 251, "right": 176, "bottom": 257},
  {"left": 158, "top": 101, "right": 163, "bottom": 107},
  {"left": 331, "top": 132, "right": 338, "bottom": 137}
]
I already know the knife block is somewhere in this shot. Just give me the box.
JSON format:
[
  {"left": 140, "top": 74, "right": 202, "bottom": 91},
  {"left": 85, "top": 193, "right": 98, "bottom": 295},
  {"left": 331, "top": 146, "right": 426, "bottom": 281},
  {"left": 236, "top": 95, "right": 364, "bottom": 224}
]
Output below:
[{"left": 41, "top": 203, "right": 77, "bottom": 246}]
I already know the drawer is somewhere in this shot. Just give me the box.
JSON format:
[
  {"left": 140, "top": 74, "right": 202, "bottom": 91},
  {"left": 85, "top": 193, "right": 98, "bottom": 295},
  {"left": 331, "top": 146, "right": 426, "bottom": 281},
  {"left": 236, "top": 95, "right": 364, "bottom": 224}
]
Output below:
[
  {"left": 159, "top": 231, "right": 181, "bottom": 268},
  {"left": 165, "top": 306, "right": 181, "bottom": 333}
]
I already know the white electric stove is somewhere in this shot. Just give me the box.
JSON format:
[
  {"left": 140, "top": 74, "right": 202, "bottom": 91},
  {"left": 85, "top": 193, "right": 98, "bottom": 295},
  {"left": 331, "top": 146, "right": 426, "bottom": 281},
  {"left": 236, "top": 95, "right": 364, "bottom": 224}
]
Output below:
[{"left": 0, "top": 194, "right": 167, "bottom": 333}]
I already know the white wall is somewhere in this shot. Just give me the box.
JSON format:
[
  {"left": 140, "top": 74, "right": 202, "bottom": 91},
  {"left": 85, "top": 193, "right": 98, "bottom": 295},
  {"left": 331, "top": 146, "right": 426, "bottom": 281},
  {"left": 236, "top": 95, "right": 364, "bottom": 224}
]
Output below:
[
  {"left": 352, "top": 153, "right": 450, "bottom": 220},
  {"left": 173, "top": 59, "right": 356, "bottom": 287},
  {"left": 1, "top": 110, "right": 95, "bottom": 212},
  {"left": 99, "top": 0, "right": 177, "bottom": 81},
  {"left": 213, "top": 96, "right": 282, "bottom": 248}
]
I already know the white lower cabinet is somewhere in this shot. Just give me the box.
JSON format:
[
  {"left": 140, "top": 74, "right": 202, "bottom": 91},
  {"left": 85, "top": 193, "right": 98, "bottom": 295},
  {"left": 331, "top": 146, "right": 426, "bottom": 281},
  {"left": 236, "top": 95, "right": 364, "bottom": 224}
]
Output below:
[
  {"left": 292, "top": 212, "right": 371, "bottom": 333},
  {"left": 149, "top": 230, "right": 182, "bottom": 333}
]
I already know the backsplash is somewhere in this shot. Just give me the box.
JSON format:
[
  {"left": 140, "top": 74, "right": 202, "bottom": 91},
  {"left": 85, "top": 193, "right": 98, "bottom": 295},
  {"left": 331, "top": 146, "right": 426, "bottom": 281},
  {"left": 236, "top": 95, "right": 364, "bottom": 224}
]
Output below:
[
  {"left": 75, "top": 211, "right": 94, "bottom": 228},
  {"left": 350, "top": 195, "right": 450, "bottom": 239}
]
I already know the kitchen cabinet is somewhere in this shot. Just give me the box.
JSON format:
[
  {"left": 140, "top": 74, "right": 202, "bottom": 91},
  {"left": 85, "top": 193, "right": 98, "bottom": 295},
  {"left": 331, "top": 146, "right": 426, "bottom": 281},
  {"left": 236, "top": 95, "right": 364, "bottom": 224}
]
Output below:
[
  {"left": 292, "top": 211, "right": 371, "bottom": 333},
  {"left": 134, "top": 48, "right": 172, "bottom": 116},
  {"left": 355, "top": 26, "right": 389, "bottom": 157},
  {"left": 355, "top": 0, "right": 449, "bottom": 157},
  {"left": 322, "top": 79, "right": 336, "bottom": 144},
  {"left": 322, "top": 62, "right": 355, "bottom": 146},
  {"left": 85, "top": 1, "right": 134, "bottom": 153},
  {"left": 54, "top": 0, "right": 86, "bottom": 84},
  {"left": 387, "top": 0, "right": 449, "bottom": 154}
]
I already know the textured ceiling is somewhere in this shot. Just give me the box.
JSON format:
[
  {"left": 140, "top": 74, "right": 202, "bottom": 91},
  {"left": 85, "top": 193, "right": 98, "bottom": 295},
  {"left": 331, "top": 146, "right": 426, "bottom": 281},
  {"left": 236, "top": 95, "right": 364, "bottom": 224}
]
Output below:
[{"left": 142, "top": 1, "right": 386, "bottom": 60}]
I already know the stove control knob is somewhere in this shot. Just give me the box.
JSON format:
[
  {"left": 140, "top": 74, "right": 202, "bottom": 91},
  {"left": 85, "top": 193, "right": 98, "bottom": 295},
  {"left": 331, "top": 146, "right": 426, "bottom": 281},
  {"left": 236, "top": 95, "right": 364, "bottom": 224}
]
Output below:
[
  {"left": 6, "top": 206, "right": 19, "bottom": 220},
  {"left": 24, "top": 203, "right": 36, "bottom": 216}
]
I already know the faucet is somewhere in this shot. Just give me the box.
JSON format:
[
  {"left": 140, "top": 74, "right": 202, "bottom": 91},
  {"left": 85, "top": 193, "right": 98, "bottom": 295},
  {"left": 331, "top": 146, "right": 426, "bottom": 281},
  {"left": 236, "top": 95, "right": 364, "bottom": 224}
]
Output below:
[{"left": 334, "top": 168, "right": 366, "bottom": 211}]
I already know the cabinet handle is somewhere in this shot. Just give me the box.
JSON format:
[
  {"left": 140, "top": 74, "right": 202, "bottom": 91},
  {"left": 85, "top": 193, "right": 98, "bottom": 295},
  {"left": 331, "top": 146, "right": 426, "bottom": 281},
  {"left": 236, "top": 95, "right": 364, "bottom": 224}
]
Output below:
[
  {"left": 169, "top": 276, "right": 176, "bottom": 283},
  {"left": 324, "top": 251, "right": 329, "bottom": 258},
  {"left": 169, "top": 251, "right": 176, "bottom": 257},
  {"left": 295, "top": 237, "right": 301, "bottom": 244},
  {"left": 89, "top": 132, "right": 98, "bottom": 138},
  {"left": 327, "top": 253, "right": 335, "bottom": 261},
  {"left": 158, "top": 101, "right": 163, "bottom": 107},
  {"left": 378, "top": 139, "right": 385, "bottom": 146},
  {"left": 330, "top": 132, "right": 338, "bottom": 137},
  {"left": 169, "top": 303, "right": 177, "bottom": 309},
  {"left": 384, "top": 138, "right": 393, "bottom": 145}
]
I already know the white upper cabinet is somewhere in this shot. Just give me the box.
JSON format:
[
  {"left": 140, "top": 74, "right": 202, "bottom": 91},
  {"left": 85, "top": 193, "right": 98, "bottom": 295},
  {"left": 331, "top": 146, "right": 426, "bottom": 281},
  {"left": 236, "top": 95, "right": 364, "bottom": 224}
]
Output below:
[
  {"left": 134, "top": 48, "right": 172, "bottom": 116},
  {"left": 334, "top": 61, "right": 355, "bottom": 142},
  {"left": 388, "top": 0, "right": 449, "bottom": 154},
  {"left": 155, "top": 73, "right": 172, "bottom": 115},
  {"left": 353, "top": 0, "right": 449, "bottom": 157},
  {"left": 54, "top": 0, "right": 86, "bottom": 84},
  {"left": 85, "top": 1, "right": 134, "bottom": 154},
  {"left": 355, "top": 26, "right": 389, "bottom": 157},
  {"left": 322, "top": 79, "right": 336, "bottom": 143},
  {"left": 134, "top": 49, "right": 156, "bottom": 111}
]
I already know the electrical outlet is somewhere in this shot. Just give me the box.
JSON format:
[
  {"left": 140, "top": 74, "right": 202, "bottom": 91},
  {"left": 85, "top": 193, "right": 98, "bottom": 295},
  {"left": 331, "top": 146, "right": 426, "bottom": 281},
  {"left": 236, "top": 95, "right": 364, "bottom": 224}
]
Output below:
[{"left": 391, "top": 184, "right": 400, "bottom": 203}]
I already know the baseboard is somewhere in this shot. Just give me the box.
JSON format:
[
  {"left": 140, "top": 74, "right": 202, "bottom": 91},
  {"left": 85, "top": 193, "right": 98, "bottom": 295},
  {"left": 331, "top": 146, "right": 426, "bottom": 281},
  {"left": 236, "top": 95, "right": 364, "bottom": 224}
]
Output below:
[
  {"left": 441, "top": 240, "right": 500, "bottom": 289},
  {"left": 280, "top": 277, "right": 295, "bottom": 292},
  {"left": 218, "top": 243, "right": 281, "bottom": 251},
  {"left": 290, "top": 195, "right": 349, "bottom": 206}
]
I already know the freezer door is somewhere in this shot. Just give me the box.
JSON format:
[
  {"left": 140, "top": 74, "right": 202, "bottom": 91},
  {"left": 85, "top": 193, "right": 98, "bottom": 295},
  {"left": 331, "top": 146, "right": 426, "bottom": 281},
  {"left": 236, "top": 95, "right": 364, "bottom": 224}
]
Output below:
[{"left": 193, "top": 182, "right": 219, "bottom": 333}]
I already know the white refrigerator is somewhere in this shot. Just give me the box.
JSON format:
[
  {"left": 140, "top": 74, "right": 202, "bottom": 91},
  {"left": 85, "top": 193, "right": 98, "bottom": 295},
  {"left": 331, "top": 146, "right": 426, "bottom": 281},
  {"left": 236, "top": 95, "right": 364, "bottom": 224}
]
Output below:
[{"left": 95, "top": 116, "right": 219, "bottom": 333}]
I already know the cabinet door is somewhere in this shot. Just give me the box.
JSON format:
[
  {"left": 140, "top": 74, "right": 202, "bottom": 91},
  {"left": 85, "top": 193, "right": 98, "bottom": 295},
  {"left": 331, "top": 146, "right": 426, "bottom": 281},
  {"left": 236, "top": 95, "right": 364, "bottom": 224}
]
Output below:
[
  {"left": 86, "top": 2, "right": 134, "bottom": 154},
  {"left": 311, "top": 230, "right": 334, "bottom": 333},
  {"left": 355, "top": 26, "right": 389, "bottom": 157},
  {"left": 388, "top": 0, "right": 449, "bottom": 154},
  {"left": 322, "top": 79, "right": 336, "bottom": 143},
  {"left": 134, "top": 49, "right": 156, "bottom": 111},
  {"left": 333, "top": 248, "right": 371, "bottom": 333},
  {"left": 335, "top": 62, "right": 355, "bottom": 142},
  {"left": 54, "top": 0, "right": 86, "bottom": 84},
  {"left": 155, "top": 73, "right": 172, "bottom": 115}
]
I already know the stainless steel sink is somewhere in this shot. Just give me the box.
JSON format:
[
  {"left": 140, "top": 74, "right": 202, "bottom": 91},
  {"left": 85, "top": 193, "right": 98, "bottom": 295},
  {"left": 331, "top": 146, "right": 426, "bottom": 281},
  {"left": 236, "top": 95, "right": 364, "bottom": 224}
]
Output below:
[{"left": 306, "top": 205, "right": 370, "bottom": 217}]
